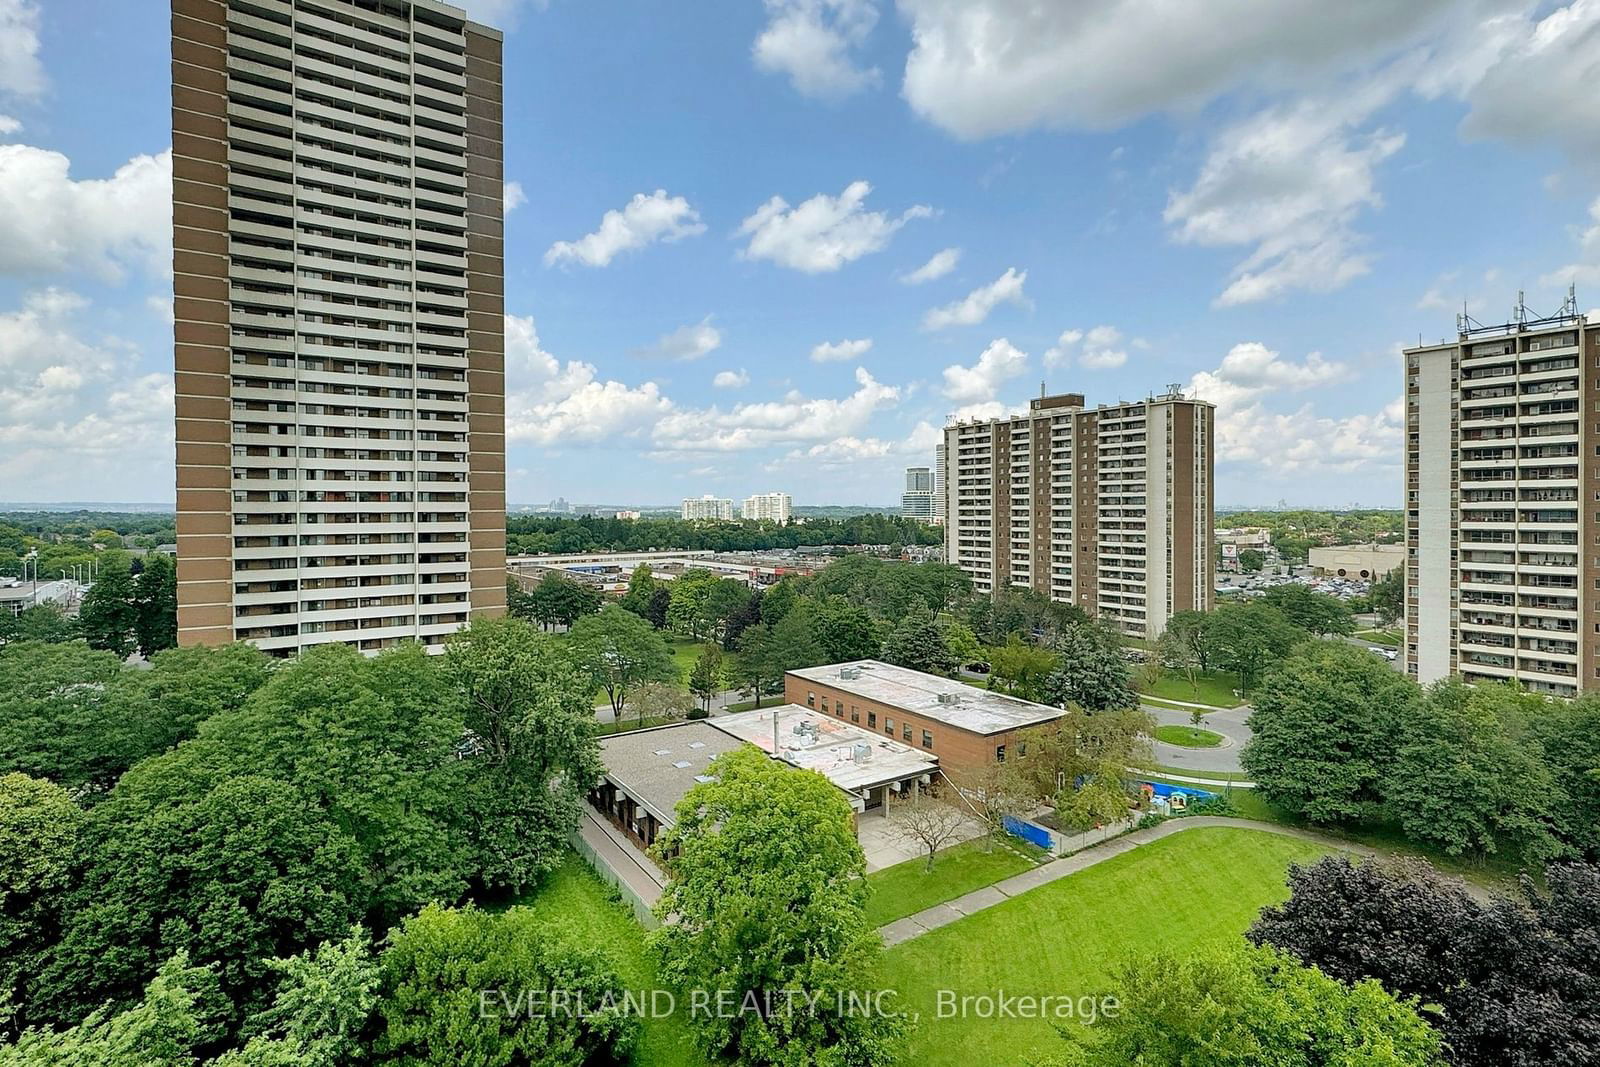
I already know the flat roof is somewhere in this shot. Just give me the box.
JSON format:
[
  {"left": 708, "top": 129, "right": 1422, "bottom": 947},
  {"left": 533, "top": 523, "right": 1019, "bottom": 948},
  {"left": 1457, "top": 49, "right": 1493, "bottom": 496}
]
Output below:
[
  {"left": 597, "top": 722, "right": 744, "bottom": 825},
  {"left": 787, "top": 660, "right": 1063, "bottom": 735},
  {"left": 713, "top": 705, "right": 938, "bottom": 793}
]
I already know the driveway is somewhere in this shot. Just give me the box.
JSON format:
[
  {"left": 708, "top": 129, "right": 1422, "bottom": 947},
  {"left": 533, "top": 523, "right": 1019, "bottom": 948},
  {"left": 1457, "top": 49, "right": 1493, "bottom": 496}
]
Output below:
[{"left": 1144, "top": 703, "right": 1252, "bottom": 774}]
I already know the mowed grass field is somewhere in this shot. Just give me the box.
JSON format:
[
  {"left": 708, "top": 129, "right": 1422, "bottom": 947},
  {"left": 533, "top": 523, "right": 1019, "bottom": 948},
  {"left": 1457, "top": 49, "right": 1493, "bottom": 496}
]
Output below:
[
  {"left": 883, "top": 828, "right": 1332, "bottom": 1066},
  {"left": 1137, "top": 668, "right": 1244, "bottom": 708},
  {"left": 512, "top": 853, "right": 705, "bottom": 1067},
  {"left": 865, "top": 838, "right": 1045, "bottom": 928}
]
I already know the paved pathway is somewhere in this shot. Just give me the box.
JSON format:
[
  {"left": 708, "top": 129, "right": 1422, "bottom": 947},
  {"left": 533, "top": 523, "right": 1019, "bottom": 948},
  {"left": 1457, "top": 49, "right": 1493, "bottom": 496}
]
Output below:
[
  {"left": 877, "top": 816, "right": 1379, "bottom": 948},
  {"left": 576, "top": 808, "right": 665, "bottom": 909}
]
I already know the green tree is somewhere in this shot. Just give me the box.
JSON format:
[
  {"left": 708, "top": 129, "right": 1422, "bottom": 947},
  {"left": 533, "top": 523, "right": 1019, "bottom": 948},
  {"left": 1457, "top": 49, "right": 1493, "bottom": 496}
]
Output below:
[
  {"left": 0, "top": 953, "right": 220, "bottom": 1067},
  {"left": 987, "top": 633, "right": 1057, "bottom": 700},
  {"left": 688, "top": 644, "right": 725, "bottom": 715},
  {"left": 213, "top": 927, "right": 379, "bottom": 1067},
  {"left": 1260, "top": 584, "right": 1354, "bottom": 636},
  {"left": 567, "top": 605, "right": 678, "bottom": 721},
  {"left": 1012, "top": 705, "right": 1153, "bottom": 816},
  {"left": 443, "top": 618, "right": 602, "bottom": 894},
  {"left": 812, "top": 596, "right": 881, "bottom": 663},
  {"left": 757, "top": 578, "right": 797, "bottom": 626},
  {"left": 524, "top": 572, "right": 601, "bottom": 631},
  {"left": 1204, "top": 601, "right": 1304, "bottom": 693},
  {"left": 941, "top": 619, "right": 983, "bottom": 669},
  {"left": 374, "top": 904, "right": 636, "bottom": 1067},
  {"left": 132, "top": 553, "right": 178, "bottom": 658},
  {"left": 38, "top": 773, "right": 364, "bottom": 1035},
  {"left": 736, "top": 603, "right": 826, "bottom": 705},
  {"left": 1161, "top": 610, "right": 1213, "bottom": 673},
  {"left": 1242, "top": 641, "right": 1417, "bottom": 824},
  {"left": 1042, "top": 622, "right": 1135, "bottom": 712},
  {"left": 1048, "top": 944, "right": 1442, "bottom": 1067},
  {"left": 1369, "top": 563, "right": 1405, "bottom": 627},
  {"left": 1237, "top": 547, "right": 1265, "bottom": 573},
  {"left": 666, "top": 569, "right": 720, "bottom": 640},
  {"left": 0, "top": 604, "right": 76, "bottom": 648},
  {"left": 0, "top": 774, "right": 83, "bottom": 1036},
  {"left": 1385, "top": 680, "right": 1561, "bottom": 861},
  {"left": 880, "top": 606, "right": 956, "bottom": 675},
  {"left": 616, "top": 563, "right": 657, "bottom": 619},
  {"left": 1532, "top": 695, "right": 1600, "bottom": 858},
  {"left": 652, "top": 747, "right": 904, "bottom": 1067},
  {"left": 77, "top": 556, "right": 138, "bottom": 659},
  {"left": 0, "top": 641, "right": 125, "bottom": 788},
  {"left": 627, "top": 681, "right": 694, "bottom": 725}
]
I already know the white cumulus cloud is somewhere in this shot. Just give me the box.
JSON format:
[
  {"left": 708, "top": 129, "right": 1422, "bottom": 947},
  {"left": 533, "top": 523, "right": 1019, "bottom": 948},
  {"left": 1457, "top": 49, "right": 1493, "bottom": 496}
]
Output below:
[
  {"left": 0, "top": 290, "right": 174, "bottom": 498},
  {"left": 713, "top": 369, "right": 750, "bottom": 388},
  {"left": 503, "top": 180, "right": 527, "bottom": 213},
  {"left": 737, "top": 180, "right": 932, "bottom": 273},
  {"left": 941, "top": 338, "right": 1028, "bottom": 404},
  {"left": 1044, "top": 324, "right": 1129, "bottom": 369},
  {"left": 0, "top": 0, "right": 44, "bottom": 99},
  {"left": 754, "top": 0, "right": 880, "bottom": 100},
  {"left": 0, "top": 145, "right": 172, "bottom": 281},
  {"left": 1164, "top": 91, "right": 1404, "bottom": 306},
  {"left": 503, "top": 313, "right": 673, "bottom": 446},
  {"left": 653, "top": 366, "right": 900, "bottom": 453},
  {"left": 900, "top": 246, "right": 960, "bottom": 284},
  {"left": 810, "top": 337, "right": 873, "bottom": 363},
  {"left": 897, "top": 0, "right": 1459, "bottom": 140},
  {"left": 922, "top": 267, "right": 1029, "bottom": 330},
  {"left": 544, "top": 189, "right": 706, "bottom": 268},
  {"left": 635, "top": 317, "right": 723, "bottom": 361}
]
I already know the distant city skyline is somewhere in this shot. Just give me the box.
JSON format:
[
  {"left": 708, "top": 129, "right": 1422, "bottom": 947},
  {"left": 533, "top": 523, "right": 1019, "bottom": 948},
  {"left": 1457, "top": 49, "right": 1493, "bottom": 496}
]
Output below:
[{"left": 7, "top": 4, "right": 1600, "bottom": 506}]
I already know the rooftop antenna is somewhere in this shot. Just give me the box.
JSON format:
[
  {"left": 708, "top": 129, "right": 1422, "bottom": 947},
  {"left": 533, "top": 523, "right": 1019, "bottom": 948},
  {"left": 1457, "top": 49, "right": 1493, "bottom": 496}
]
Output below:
[
  {"left": 1514, "top": 289, "right": 1528, "bottom": 330},
  {"left": 1040, "top": 380, "right": 1047, "bottom": 398}
]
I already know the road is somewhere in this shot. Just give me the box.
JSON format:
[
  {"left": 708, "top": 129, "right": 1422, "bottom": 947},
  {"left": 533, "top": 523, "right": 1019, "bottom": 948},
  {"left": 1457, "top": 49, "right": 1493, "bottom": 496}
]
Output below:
[{"left": 1145, "top": 702, "right": 1251, "bottom": 774}]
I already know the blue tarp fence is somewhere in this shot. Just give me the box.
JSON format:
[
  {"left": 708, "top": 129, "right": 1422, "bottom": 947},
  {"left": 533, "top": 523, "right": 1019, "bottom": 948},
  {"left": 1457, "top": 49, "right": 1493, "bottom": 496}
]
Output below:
[{"left": 1002, "top": 814, "right": 1053, "bottom": 850}]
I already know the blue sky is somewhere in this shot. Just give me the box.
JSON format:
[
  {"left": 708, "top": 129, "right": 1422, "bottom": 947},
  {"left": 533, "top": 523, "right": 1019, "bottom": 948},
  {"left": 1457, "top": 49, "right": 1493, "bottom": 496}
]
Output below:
[{"left": 2, "top": 1, "right": 1599, "bottom": 507}]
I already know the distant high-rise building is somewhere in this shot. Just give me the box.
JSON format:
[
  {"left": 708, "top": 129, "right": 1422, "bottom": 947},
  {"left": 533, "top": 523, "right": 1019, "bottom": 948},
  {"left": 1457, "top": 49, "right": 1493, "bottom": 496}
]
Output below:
[
  {"left": 1405, "top": 308, "right": 1598, "bottom": 696},
  {"left": 741, "top": 492, "right": 792, "bottom": 522},
  {"left": 172, "top": 0, "right": 507, "bottom": 655},
  {"left": 933, "top": 444, "right": 947, "bottom": 526},
  {"left": 902, "top": 466, "right": 935, "bottom": 522},
  {"left": 682, "top": 495, "right": 735, "bottom": 521},
  {"left": 548, "top": 496, "right": 570, "bottom": 513},
  {"left": 943, "top": 388, "right": 1214, "bottom": 641}
]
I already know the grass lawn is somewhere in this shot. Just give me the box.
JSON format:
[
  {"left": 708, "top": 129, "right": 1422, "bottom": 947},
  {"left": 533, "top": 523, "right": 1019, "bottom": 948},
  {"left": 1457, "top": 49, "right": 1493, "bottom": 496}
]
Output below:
[
  {"left": 595, "top": 714, "right": 681, "bottom": 737},
  {"left": 865, "top": 838, "right": 1046, "bottom": 928},
  {"left": 884, "top": 828, "right": 1332, "bottom": 1066},
  {"left": 668, "top": 637, "right": 719, "bottom": 684},
  {"left": 1137, "top": 668, "right": 1243, "bottom": 708},
  {"left": 510, "top": 852, "right": 705, "bottom": 1067},
  {"left": 1134, "top": 765, "right": 1253, "bottom": 784},
  {"left": 1153, "top": 724, "right": 1225, "bottom": 748},
  {"left": 1353, "top": 627, "right": 1403, "bottom": 648}
]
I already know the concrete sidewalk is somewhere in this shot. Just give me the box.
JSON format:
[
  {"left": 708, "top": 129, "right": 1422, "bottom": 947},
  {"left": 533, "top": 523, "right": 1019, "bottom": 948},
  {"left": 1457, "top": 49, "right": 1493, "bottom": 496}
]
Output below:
[{"left": 877, "top": 816, "right": 1377, "bottom": 948}]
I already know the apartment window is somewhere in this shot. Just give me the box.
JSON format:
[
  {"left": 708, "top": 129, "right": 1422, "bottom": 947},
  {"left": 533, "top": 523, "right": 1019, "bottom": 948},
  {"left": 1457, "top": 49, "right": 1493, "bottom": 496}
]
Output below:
[
  {"left": 868, "top": 711, "right": 877, "bottom": 729},
  {"left": 806, "top": 691, "right": 815, "bottom": 708},
  {"left": 851, "top": 708, "right": 860, "bottom": 724},
  {"left": 884, "top": 717, "right": 894, "bottom": 736},
  {"left": 835, "top": 699, "right": 844, "bottom": 716},
  {"left": 921, "top": 730, "right": 934, "bottom": 750},
  {"left": 902, "top": 723, "right": 912, "bottom": 742}
]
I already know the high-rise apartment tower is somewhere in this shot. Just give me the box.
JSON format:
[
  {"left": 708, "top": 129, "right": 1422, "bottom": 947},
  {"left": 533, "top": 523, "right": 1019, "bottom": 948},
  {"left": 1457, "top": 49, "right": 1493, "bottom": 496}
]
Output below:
[
  {"left": 1404, "top": 306, "right": 1599, "bottom": 696},
  {"left": 942, "top": 389, "right": 1214, "bottom": 641},
  {"left": 741, "top": 492, "right": 793, "bottom": 523},
  {"left": 172, "top": 0, "right": 507, "bottom": 655},
  {"left": 902, "top": 466, "right": 935, "bottom": 521}
]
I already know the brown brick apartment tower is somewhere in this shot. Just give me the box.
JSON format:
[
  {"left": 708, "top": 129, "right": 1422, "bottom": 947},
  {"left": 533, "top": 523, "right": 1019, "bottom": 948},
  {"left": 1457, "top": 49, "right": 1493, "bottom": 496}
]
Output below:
[
  {"left": 942, "top": 388, "right": 1214, "bottom": 641},
  {"left": 173, "top": 0, "right": 506, "bottom": 654}
]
